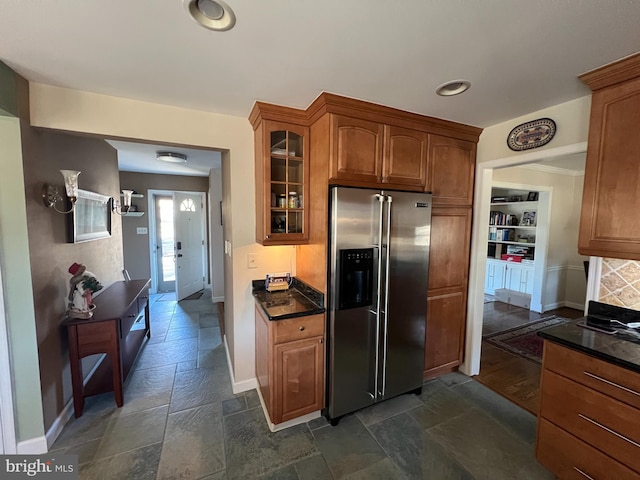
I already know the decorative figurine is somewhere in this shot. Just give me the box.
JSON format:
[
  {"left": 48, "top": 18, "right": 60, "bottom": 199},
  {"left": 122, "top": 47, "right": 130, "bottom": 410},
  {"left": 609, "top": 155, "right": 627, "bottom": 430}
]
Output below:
[{"left": 67, "top": 263, "right": 103, "bottom": 319}]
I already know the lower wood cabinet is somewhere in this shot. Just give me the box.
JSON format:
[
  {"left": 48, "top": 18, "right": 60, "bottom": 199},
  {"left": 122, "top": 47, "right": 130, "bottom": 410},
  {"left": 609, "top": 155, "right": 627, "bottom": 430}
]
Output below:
[
  {"left": 424, "top": 206, "right": 472, "bottom": 378},
  {"left": 537, "top": 341, "right": 640, "bottom": 477},
  {"left": 255, "top": 306, "right": 325, "bottom": 425}
]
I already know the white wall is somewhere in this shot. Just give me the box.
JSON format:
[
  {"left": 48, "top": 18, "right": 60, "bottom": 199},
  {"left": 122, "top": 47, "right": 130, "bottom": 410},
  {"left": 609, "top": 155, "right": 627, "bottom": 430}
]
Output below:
[
  {"left": 29, "top": 84, "right": 294, "bottom": 387},
  {"left": 0, "top": 116, "right": 45, "bottom": 446},
  {"left": 208, "top": 168, "right": 224, "bottom": 301}
]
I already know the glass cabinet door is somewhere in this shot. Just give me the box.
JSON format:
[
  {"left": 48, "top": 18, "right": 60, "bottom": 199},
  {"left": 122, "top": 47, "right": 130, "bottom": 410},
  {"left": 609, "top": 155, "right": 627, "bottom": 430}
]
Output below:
[{"left": 268, "top": 129, "right": 306, "bottom": 238}]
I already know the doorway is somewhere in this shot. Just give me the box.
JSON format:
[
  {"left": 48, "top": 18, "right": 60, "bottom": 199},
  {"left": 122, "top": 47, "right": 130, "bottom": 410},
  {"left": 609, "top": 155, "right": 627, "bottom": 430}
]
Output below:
[
  {"left": 0, "top": 263, "right": 16, "bottom": 454},
  {"left": 462, "top": 142, "right": 590, "bottom": 411},
  {"left": 154, "top": 195, "right": 175, "bottom": 293},
  {"left": 148, "top": 190, "right": 207, "bottom": 299}
]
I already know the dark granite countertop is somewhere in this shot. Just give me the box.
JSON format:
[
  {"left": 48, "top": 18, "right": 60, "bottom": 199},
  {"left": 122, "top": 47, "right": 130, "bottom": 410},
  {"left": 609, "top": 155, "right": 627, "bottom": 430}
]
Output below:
[
  {"left": 252, "top": 277, "right": 325, "bottom": 321},
  {"left": 538, "top": 320, "right": 640, "bottom": 374}
]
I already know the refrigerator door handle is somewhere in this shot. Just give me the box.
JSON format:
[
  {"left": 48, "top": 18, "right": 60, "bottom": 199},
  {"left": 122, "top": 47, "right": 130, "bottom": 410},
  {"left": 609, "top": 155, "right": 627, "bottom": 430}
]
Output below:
[
  {"left": 373, "top": 193, "right": 385, "bottom": 399},
  {"left": 381, "top": 194, "right": 392, "bottom": 397}
]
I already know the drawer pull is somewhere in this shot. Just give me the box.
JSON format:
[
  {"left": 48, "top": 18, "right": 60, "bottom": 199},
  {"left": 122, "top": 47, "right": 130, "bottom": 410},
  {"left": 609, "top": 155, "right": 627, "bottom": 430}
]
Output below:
[
  {"left": 578, "top": 413, "right": 640, "bottom": 449},
  {"left": 573, "top": 467, "right": 594, "bottom": 480},
  {"left": 299, "top": 326, "right": 305, "bottom": 331},
  {"left": 583, "top": 371, "right": 640, "bottom": 397},
  {"left": 128, "top": 314, "right": 136, "bottom": 318}
]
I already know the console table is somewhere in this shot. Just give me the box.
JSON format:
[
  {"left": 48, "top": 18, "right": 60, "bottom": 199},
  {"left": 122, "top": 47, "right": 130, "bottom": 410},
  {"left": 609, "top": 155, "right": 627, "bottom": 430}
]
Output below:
[{"left": 63, "top": 279, "right": 151, "bottom": 417}]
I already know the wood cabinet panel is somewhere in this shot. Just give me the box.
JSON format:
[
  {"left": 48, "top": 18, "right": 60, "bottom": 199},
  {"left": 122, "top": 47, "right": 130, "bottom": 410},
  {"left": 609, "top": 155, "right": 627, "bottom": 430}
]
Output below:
[
  {"left": 255, "top": 305, "right": 273, "bottom": 416},
  {"left": 275, "top": 336, "right": 325, "bottom": 423},
  {"left": 330, "top": 115, "right": 383, "bottom": 184},
  {"left": 273, "top": 313, "right": 325, "bottom": 344},
  {"left": 537, "top": 418, "right": 638, "bottom": 480},
  {"left": 424, "top": 206, "right": 471, "bottom": 377},
  {"left": 427, "top": 135, "right": 475, "bottom": 205},
  {"left": 382, "top": 125, "right": 428, "bottom": 187},
  {"left": 424, "top": 288, "right": 466, "bottom": 376},
  {"left": 544, "top": 341, "right": 640, "bottom": 410},
  {"left": 255, "top": 305, "right": 326, "bottom": 426},
  {"left": 540, "top": 369, "right": 640, "bottom": 473},
  {"left": 578, "top": 53, "right": 640, "bottom": 259},
  {"left": 579, "top": 75, "right": 640, "bottom": 259},
  {"left": 428, "top": 206, "right": 472, "bottom": 291}
]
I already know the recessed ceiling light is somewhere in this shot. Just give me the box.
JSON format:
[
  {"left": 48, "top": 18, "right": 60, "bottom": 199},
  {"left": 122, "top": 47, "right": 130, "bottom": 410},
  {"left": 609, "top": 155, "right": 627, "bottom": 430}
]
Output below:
[
  {"left": 435, "top": 80, "right": 471, "bottom": 96},
  {"left": 183, "top": 0, "right": 236, "bottom": 31},
  {"left": 157, "top": 152, "right": 188, "bottom": 163}
]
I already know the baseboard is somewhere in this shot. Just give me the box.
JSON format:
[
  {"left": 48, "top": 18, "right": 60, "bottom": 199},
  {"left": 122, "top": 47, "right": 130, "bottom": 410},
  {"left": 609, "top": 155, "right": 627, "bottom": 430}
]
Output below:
[
  {"left": 564, "top": 301, "right": 585, "bottom": 311},
  {"left": 17, "top": 436, "right": 48, "bottom": 454},
  {"left": 45, "top": 398, "right": 74, "bottom": 449},
  {"left": 542, "top": 300, "right": 584, "bottom": 312},
  {"left": 223, "top": 335, "right": 258, "bottom": 394},
  {"left": 212, "top": 296, "right": 224, "bottom": 303},
  {"left": 45, "top": 353, "right": 105, "bottom": 449}
]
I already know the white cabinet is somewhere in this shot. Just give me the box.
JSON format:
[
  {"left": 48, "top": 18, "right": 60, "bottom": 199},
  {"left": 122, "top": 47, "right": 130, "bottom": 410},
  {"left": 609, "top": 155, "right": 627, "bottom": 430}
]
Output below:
[
  {"left": 505, "top": 263, "right": 534, "bottom": 295},
  {"left": 485, "top": 259, "right": 533, "bottom": 295},
  {"left": 485, "top": 259, "right": 507, "bottom": 295}
]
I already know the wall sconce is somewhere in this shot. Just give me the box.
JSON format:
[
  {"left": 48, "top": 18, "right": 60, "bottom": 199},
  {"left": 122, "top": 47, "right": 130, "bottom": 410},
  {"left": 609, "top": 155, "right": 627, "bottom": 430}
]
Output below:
[
  {"left": 112, "top": 190, "right": 133, "bottom": 215},
  {"left": 42, "top": 170, "right": 81, "bottom": 214}
]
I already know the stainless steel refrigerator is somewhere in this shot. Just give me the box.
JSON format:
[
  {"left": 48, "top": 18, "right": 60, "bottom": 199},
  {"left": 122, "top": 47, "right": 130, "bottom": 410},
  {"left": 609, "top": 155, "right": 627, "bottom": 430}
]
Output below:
[{"left": 327, "top": 185, "right": 432, "bottom": 424}]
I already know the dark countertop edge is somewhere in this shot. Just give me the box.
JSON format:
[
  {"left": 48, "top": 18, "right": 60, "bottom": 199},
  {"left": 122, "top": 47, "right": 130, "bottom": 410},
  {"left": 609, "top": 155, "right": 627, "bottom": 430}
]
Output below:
[
  {"left": 538, "top": 330, "right": 640, "bottom": 374},
  {"left": 260, "top": 306, "right": 326, "bottom": 321},
  {"left": 252, "top": 277, "right": 325, "bottom": 321}
]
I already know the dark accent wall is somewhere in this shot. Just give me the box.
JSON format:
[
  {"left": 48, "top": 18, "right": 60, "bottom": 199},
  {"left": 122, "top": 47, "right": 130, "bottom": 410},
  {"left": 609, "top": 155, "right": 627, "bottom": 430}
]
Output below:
[
  {"left": 21, "top": 124, "right": 123, "bottom": 431},
  {"left": 119, "top": 172, "right": 209, "bottom": 283}
]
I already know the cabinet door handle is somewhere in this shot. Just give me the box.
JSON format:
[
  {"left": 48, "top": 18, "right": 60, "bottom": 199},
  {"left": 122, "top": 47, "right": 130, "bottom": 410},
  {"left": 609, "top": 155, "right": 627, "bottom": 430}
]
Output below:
[
  {"left": 583, "top": 371, "right": 640, "bottom": 397},
  {"left": 573, "top": 467, "right": 595, "bottom": 480},
  {"left": 299, "top": 326, "right": 305, "bottom": 331},
  {"left": 319, "top": 338, "right": 324, "bottom": 344},
  {"left": 578, "top": 413, "right": 640, "bottom": 448}
]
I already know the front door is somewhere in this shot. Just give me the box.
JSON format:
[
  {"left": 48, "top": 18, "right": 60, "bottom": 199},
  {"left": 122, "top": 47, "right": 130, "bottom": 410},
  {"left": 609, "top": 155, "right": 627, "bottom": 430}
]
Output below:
[
  {"left": 154, "top": 195, "right": 175, "bottom": 292},
  {"left": 174, "top": 192, "right": 205, "bottom": 300}
]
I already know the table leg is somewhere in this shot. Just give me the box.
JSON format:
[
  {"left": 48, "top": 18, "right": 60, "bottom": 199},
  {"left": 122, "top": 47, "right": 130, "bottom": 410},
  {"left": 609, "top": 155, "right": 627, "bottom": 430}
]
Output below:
[
  {"left": 111, "top": 334, "right": 124, "bottom": 408},
  {"left": 67, "top": 326, "right": 85, "bottom": 418}
]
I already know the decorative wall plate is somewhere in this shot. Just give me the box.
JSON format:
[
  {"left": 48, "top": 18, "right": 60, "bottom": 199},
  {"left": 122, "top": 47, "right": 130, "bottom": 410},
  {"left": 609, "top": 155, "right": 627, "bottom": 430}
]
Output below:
[{"left": 507, "top": 118, "right": 556, "bottom": 151}]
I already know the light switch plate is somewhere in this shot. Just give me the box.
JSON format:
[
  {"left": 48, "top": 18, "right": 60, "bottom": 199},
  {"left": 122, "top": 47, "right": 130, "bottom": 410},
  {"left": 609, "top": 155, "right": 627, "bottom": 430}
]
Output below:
[
  {"left": 136, "top": 227, "right": 148, "bottom": 235},
  {"left": 247, "top": 253, "right": 258, "bottom": 269}
]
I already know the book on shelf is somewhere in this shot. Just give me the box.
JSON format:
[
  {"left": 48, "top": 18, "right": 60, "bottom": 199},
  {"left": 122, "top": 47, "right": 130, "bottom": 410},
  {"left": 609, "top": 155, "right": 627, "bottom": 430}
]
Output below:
[{"left": 489, "top": 211, "right": 519, "bottom": 226}]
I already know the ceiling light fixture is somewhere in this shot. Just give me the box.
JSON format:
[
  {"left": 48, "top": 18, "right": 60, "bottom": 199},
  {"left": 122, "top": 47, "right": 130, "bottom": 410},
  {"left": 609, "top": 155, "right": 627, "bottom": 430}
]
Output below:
[
  {"left": 156, "top": 152, "right": 188, "bottom": 163},
  {"left": 183, "top": 0, "right": 236, "bottom": 31},
  {"left": 435, "top": 80, "right": 471, "bottom": 96}
]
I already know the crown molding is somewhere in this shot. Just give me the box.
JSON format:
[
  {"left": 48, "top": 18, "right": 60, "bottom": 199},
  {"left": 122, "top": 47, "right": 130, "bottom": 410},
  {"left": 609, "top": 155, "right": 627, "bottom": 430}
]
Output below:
[{"left": 580, "top": 52, "right": 640, "bottom": 91}]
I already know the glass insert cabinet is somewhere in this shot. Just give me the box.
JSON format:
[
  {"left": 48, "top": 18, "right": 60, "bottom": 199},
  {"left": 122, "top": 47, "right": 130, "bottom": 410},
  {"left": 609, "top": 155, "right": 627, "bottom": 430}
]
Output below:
[{"left": 254, "top": 117, "right": 310, "bottom": 245}]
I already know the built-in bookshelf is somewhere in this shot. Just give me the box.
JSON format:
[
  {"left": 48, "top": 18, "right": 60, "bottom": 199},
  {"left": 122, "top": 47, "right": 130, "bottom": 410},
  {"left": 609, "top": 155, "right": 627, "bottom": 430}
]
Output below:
[{"left": 488, "top": 188, "right": 538, "bottom": 262}]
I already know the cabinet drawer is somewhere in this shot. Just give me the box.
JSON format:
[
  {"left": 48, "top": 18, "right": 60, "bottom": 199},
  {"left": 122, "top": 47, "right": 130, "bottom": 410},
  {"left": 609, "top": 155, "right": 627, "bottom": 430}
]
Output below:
[
  {"left": 537, "top": 418, "right": 638, "bottom": 480},
  {"left": 544, "top": 341, "right": 640, "bottom": 410},
  {"left": 540, "top": 370, "right": 640, "bottom": 472},
  {"left": 120, "top": 304, "right": 141, "bottom": 339},
  {"left": 273, "top": 314, "right": 324, "bottom": 344}
]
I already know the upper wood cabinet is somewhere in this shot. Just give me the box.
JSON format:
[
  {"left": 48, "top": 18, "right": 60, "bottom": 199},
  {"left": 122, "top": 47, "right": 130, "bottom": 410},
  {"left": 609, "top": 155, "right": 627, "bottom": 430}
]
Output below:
[
  {"left": 427, "top": 135, "right": 476, "bottom": 206},
  {"left": 330, "top": 115, "right": 384, "bottom": 184},
  {"left": 250, "top": 104, "right": 310, "bottom": 245},
  {"left": 578, "top": 53, "right": 640, "bottom": 260},
  {"left": 329, "top": 115, "right": 428, "bottom": 189}
]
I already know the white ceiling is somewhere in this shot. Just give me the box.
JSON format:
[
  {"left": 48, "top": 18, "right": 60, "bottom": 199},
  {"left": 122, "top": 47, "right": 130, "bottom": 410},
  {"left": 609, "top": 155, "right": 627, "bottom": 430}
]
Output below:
[
  {"left": 108, "top": 140, "right": 221, "bottom": 176},
  {"left": 1, "top": 1, "right": 639, "bottom": 174}
]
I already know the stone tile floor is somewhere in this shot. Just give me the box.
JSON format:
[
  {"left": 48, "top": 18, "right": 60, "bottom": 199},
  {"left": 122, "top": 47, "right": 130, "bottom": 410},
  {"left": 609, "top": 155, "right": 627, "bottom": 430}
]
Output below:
[{"left": 50, "top": 292, "right": 553, "bottom": 479}]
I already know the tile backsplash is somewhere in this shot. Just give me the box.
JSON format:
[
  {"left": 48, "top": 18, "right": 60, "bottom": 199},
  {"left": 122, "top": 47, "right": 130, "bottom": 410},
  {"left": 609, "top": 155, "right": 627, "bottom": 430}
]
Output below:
[{"left": 599, "top": 258, "right": 640, "bottom": 310}]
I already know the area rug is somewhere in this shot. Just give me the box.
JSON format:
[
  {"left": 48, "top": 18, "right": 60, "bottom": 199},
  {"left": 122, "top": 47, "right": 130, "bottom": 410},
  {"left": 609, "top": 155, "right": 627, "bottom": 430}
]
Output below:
[{"left": 483, "top": 316, "right": 570, "bottom": 364}]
